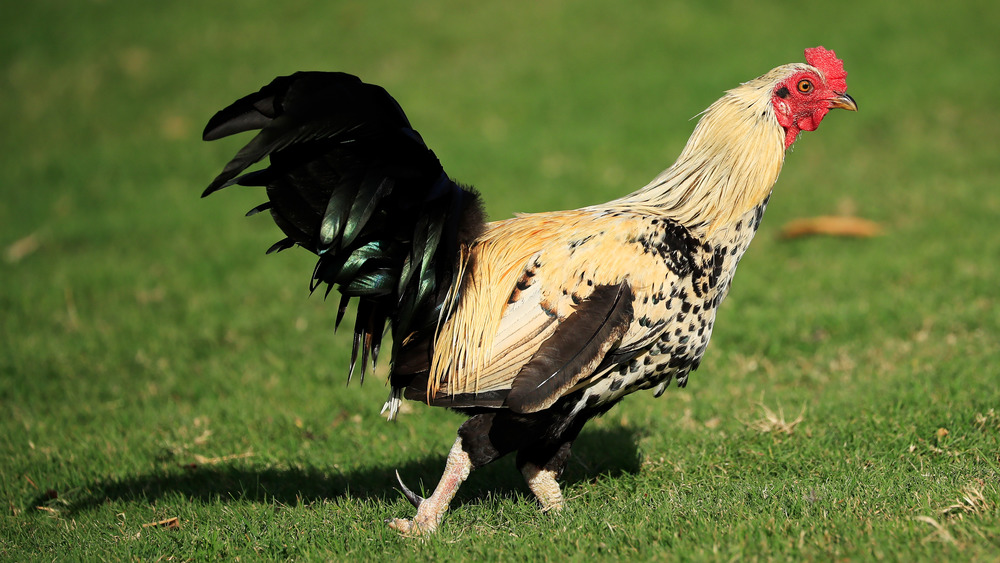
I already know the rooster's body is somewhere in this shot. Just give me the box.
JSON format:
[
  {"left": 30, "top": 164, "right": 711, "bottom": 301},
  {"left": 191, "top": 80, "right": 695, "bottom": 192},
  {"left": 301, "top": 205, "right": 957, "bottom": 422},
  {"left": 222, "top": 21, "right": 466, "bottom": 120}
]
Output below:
[{"left": 203, "top": 47, "right": 856, "bottom": 534}]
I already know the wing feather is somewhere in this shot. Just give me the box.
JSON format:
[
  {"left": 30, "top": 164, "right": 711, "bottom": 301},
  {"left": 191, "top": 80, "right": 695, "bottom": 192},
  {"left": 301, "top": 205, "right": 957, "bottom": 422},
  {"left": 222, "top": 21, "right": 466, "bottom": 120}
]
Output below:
[{"left": 505, "top": 282, "right": 633, "bottom": 413}]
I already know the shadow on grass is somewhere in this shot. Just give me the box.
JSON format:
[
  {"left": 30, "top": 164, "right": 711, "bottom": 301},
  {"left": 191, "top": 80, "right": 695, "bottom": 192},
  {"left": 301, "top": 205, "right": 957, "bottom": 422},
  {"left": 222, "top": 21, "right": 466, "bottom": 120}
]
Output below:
[{"left": 34, "top": 425, "right": 643, "bottom": 514}]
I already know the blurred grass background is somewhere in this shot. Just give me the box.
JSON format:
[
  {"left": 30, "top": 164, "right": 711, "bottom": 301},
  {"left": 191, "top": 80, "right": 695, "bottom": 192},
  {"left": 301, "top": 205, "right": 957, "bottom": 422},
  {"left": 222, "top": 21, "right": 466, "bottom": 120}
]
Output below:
[{"left": 2, "top": 0, "right": 998, "bottom": 560}]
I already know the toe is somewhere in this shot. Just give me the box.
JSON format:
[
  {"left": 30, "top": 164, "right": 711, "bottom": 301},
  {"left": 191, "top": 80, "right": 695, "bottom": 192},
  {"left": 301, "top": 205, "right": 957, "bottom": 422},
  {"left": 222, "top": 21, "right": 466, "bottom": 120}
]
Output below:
[
  {"left": 387, "top": 517, "right": 436, "bottom": 536},
  {"left": 386, "top": 517, "right": 415, "bottom": 534}
]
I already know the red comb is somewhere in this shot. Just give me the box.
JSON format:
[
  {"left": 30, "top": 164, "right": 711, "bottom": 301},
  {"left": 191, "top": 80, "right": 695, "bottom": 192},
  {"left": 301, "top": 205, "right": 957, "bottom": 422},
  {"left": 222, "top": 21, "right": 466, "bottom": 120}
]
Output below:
[{"left": 804, "top": 46, "right": 848, "bottom": 92}]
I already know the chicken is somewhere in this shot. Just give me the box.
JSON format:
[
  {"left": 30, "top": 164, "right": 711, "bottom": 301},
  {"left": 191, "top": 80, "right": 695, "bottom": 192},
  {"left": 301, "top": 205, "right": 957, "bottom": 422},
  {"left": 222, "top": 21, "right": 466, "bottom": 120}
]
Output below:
[{"left": 202, "top": 46, "right": 856, "bottom": 534}]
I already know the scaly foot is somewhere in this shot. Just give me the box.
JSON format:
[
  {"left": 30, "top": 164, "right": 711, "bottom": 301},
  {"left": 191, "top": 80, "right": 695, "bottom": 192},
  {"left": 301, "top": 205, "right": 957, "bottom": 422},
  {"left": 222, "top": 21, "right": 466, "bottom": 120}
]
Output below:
[
  {"left": 521, "top": 462, "right": 566, "bottom": 512},
  {"left": 387, "top": 438, "right": 472, "bottom": 536}
]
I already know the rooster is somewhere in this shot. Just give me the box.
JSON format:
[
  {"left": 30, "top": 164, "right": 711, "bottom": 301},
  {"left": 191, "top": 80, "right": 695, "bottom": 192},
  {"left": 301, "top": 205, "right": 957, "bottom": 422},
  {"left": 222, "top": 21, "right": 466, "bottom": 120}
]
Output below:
[{"left": 202, "top": 47, "right": 856, "bottom": 534}]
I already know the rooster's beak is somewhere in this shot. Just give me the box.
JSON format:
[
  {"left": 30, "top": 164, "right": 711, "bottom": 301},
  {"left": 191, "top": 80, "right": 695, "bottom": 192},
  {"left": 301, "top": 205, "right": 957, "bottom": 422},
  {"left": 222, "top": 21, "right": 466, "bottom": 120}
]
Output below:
[{"left": 828, "top": 92, "right": 858, "bottom": 112}]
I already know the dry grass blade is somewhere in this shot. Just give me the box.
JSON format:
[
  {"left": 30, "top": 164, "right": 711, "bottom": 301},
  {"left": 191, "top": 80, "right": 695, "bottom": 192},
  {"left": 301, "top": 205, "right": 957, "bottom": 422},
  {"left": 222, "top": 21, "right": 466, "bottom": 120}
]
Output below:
[
  {"left": 744, "top": 402, "right": 805, "bottom": 435},
  {"left": 942, "top": 480, "right": 993, "bottom": 517},
  {"left": 142, "top": 517, "right": 181, "bottom": 530},
  {"left": 4, "top": 233, "right": 40, "bottom": 263},
  {"left": 974, "top": 409, "right": 999, "bottom": 431},
  {"left": 191, "top": 451, "right": 254, "bottom": 465},
  {"left": 915, "top": 515, "right": 957, "bottom": 545}
]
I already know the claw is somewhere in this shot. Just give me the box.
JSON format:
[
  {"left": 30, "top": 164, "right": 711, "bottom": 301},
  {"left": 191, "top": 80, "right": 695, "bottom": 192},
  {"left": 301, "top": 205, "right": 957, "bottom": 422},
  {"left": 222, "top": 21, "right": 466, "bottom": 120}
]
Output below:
[
  {"left": 386, "top": 517, "right": 424, "bottom": 536},
  {"left": 395, "top": 470, "right": 424, "bottom": 509}
]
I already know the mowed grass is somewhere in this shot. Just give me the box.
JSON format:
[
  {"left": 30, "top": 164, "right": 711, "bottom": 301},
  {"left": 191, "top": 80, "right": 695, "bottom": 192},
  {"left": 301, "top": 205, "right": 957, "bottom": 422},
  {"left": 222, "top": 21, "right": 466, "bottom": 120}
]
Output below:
[{"left": 2, "top": 0, "right": 999, "bottom": 560}]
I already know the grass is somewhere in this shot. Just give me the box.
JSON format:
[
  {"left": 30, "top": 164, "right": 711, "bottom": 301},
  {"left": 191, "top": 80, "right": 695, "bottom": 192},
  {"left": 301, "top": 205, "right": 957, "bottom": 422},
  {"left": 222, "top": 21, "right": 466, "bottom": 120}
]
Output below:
[{"left": 2, "top": 0, "right": 999, "bottom": 560}]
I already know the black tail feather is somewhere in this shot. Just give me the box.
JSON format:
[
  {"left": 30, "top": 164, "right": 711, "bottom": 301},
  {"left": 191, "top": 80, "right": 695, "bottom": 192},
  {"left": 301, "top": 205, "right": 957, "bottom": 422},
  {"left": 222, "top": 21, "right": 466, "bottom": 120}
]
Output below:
[
  {"left": 266, "top": 237, "right": 295, "bottom": 255},
  {"left": 335, "top": 294, "right": 350, "bottom": 330},
  {"left": 246, "top": 201, "right": 272, "bottom": 217},
  {"left": 204, "top": 71, "right": 485, "bottom": 388}
]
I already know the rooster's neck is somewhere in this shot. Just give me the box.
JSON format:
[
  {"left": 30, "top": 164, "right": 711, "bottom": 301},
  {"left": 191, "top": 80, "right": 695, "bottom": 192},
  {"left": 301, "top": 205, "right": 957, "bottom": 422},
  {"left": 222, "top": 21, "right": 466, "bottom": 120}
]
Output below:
[{"left": 605, "top": 70, "right": 793, "bottom": 239}]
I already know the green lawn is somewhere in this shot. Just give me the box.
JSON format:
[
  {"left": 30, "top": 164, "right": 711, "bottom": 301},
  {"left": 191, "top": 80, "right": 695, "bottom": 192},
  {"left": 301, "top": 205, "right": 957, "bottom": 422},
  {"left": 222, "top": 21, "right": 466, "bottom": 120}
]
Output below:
[{"left": 2, "top": 0, "right": 998, "bottom": 560}]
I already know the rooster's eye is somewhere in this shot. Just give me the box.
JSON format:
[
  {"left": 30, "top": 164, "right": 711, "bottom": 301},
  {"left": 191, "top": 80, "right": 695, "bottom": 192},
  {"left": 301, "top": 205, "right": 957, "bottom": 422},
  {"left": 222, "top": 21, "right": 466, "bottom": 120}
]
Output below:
[{"left": 797, "top": 79, "right": 813, "bottom": 94}]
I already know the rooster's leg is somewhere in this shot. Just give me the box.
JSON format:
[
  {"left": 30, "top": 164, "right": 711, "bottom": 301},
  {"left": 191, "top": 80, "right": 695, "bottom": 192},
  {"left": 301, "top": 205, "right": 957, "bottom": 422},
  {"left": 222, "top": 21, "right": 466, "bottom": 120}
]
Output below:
[
  {"left": 517, "top": 440, "right": 573, "bottom": 512},
  {"left": 387, "top": 437, "right": 471, "bottom": 535},
  {"left": 521, "top": 463, "right": 565, "bottom": 512}
]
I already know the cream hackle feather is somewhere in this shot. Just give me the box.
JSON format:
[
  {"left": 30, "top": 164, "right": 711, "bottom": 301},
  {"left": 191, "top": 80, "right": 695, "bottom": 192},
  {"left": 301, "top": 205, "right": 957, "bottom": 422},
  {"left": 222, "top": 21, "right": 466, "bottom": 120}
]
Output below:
[{"left": 606, "top": 64, "right": 818, "bottom": 235}]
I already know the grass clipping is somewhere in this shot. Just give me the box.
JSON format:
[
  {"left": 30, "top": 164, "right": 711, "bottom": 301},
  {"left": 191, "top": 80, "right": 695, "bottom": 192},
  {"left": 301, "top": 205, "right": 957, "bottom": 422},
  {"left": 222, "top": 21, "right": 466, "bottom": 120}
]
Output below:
[
  {"left": 743, "top": 402, "right": 806, "bottom": 435},
  {"left": 779, "top": 216, "right": 882, "bottom": 239}
]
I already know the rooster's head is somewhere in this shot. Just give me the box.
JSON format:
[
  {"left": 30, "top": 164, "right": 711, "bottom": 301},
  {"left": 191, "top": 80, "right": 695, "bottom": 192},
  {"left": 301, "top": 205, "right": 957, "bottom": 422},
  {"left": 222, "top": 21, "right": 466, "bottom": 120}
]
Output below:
[{"left": 772, "top": 46, "right": 857, "bottom": 149}]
